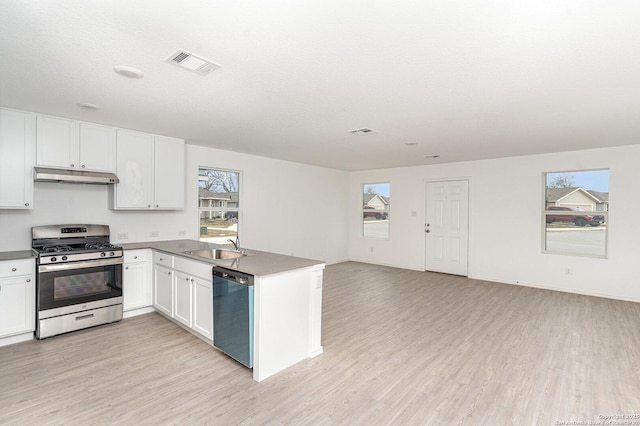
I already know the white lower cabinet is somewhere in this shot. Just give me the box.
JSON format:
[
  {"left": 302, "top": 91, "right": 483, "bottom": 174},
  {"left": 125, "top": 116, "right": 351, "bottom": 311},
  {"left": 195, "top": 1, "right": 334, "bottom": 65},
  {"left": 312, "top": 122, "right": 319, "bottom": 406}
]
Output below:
[
  {"left": 123, "top": 250, "right": 152, "bottom": 314},
  {"left": 174, "top": 270, "right": 193, "bottom": 328},
  {"left": 0, "top": 258, "right": 35, "bottom": 346},
  {"left": 153, "top": 253, "right": 213, "bottom": 341},
  {"left": 153, "top": 264, "right": 174, "bottom": 317},
  {"left": 192, "top": 275, "right": 213, "bottom": 340}
]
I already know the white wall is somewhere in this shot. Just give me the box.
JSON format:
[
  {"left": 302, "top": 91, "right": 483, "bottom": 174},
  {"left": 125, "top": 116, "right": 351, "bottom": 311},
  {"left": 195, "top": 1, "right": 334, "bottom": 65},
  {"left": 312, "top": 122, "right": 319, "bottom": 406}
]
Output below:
[
  {"left": 349, "top": 145, "right": 640, "bottom": 303},
  {"left": 0, "top": 145, "right": 349, "bottom": 265},
  {"left": 187, "top": 145, "right": 349, "bottom": 263}
]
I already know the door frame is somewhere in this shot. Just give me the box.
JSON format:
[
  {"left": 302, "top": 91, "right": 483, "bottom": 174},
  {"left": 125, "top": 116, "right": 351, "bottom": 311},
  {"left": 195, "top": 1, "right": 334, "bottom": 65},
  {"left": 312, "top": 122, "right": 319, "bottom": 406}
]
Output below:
[{"left": 424, "top": 178, "right": 471, "bottom": 276}]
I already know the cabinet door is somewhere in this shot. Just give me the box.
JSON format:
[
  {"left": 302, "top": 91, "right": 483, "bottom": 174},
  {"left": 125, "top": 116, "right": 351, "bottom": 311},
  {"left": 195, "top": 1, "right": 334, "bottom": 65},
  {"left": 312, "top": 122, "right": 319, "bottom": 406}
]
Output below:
[
  {"left": 79, "top": 122, "right": 116, "bottom": 172},
  {"left": 154, "top": 135, "right": 184, "bottom": 209},
  {"left": 0, "top": 109, "right": 33, "bottom": 209},
  {"left": 36, "top": 115, "right": 78, "bottom": 168},
  {"left": 192, "top": 275, "right": 213, "bottom": 340},
  {"left": 153, "top": 264, "right": 174, "bottom": 317},
  {"left": 174, "top": 271, "right": 193, "bottom": 328},
  {"left": 115, "top": 129, "right": 154, "bottom": 209},
  {"left": 0, "top": 276, "right": 35, "bottom": 337},
  {"left": 123, "top": 261, "right": 151, "bottom": 311}
]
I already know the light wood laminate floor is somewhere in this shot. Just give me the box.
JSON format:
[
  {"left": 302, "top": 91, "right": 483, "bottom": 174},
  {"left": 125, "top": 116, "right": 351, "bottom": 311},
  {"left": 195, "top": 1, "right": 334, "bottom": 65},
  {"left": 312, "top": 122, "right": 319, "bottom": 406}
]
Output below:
[{"left": 1, "top": 261, "right": 639, "bottom": 425}]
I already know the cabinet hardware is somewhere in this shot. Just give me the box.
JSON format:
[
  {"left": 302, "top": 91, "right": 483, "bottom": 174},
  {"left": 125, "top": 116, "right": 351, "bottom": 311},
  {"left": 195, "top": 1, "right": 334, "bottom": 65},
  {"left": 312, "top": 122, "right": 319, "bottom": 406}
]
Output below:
[
  {"left": 81, "top": 164, "right": 86, "bottom": 168},
  {"left": 156, "top": 204, "right": 159, "bottom": 208},
  {"left": 168, "top": 271, "right": 171, "bottom": 275},
  {"left": 25, "top": 202, "right": 30, "bottom": 207},
  {"left": 125, "top": 266, "right": 129, "bottom": 270},
  {"left": 11, "top": 267, "right": 17, "bottom": 272},
  {"left": 26, "top": 278, "right": 31, "bottom": 282},
  {"left": 70, "top": 163, "right": 75, "bottom": 168},
  {"left": 133, "top": 256, "right": 138, "bottom": 260}
]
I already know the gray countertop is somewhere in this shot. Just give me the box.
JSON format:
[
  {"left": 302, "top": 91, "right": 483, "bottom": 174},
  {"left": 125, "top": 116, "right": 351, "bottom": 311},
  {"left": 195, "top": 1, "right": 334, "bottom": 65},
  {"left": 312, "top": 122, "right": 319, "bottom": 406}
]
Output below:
[
  {"left": 120, "top": 239, "right": 325, "bottom": 276},
  {"left": 0, "top": 250, "right": 36, "bottom": 262}
]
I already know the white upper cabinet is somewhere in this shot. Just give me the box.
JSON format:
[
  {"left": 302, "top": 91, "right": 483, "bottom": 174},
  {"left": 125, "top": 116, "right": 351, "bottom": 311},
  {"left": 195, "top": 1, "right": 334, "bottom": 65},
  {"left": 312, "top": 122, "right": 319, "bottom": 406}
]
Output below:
[
  {"left": 154, "top": 135, "right": 185, "bottom": 210},
  {"left": 36, "top": 115, "right": 115, "bottom": 172},
  {"left": 0, "top": 108, "right": 34, "bottom": 209},
  {"left": 79, "top": 122, "right": 116, "bottom": 172},
  {"left": 114, "top": 129, "right": 154, "bottom": 209},
  {"left": 113, "top": 130, "right": 184, "bottom": 210}
]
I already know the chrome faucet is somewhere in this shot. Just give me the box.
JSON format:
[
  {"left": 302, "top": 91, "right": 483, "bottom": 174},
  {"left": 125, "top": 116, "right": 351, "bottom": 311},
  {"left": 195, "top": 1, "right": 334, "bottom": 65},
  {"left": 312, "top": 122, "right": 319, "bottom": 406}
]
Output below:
[{"left": 227, "top": 237, "right": 240, "bottom": 251}]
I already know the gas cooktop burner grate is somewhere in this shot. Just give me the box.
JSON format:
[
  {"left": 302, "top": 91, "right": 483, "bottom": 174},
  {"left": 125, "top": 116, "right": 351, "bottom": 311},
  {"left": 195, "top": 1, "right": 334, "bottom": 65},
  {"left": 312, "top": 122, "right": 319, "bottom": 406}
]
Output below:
[
  {"left": 42, "top": 245, "right": 74, "bottom": 253},
  {"left": 85, "top": 243, "right": 118, "bottom": 250}
]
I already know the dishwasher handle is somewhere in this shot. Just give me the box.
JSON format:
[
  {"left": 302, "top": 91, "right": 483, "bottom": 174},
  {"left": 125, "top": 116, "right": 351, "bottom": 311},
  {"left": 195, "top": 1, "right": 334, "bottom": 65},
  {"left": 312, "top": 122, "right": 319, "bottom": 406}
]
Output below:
[{"left": 213, "top": 266, "right": 254, "bottom": 286}]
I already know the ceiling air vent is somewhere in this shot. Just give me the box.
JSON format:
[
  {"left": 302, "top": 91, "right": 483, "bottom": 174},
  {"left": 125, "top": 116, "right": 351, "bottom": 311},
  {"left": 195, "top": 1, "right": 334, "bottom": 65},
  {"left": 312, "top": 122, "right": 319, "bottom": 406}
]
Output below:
[
  {"left": 165, "top": 49, "right": 221, "bottom": 76},
  {"left": 349, "top": 128, "right": 377, "bottom": 136}
]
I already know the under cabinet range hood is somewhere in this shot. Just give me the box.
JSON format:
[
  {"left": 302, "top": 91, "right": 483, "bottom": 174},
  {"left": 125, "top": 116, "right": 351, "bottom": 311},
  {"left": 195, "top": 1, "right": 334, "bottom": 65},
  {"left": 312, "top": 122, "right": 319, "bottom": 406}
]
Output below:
[{"left": 34, "top": 167, "right": 119, "bottom": 184}]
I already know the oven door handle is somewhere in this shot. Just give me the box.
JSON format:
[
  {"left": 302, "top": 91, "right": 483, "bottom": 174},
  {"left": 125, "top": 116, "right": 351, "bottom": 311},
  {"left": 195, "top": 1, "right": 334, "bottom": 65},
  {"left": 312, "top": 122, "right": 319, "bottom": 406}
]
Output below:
[{"left": 38, "top": 258, "right": 123, "bottom": 272}]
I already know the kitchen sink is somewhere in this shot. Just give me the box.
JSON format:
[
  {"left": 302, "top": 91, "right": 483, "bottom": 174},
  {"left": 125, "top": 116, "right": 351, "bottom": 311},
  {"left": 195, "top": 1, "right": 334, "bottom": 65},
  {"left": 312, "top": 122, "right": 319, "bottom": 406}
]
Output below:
[{"left": 184, "top": 248, "right": 247, "bottom": 260}]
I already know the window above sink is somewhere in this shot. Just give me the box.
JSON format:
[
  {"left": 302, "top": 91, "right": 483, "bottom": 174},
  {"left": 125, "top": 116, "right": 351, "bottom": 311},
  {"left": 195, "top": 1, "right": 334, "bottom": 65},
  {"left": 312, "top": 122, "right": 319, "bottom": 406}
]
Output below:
[{"left": 198, "top": 168, "right": 241, "bottom": 246}]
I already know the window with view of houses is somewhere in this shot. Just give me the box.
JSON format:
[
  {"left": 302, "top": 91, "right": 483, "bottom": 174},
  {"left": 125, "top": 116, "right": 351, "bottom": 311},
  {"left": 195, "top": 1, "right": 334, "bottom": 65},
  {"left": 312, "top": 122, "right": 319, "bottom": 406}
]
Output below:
[
  {"left": 198, "top": 168, "right": 240, "bottom": 245},
  {"left": 544, "top": 169, "right": 609, "bottom": 257},
  {"left": 362, "top": 183, "right": 390, "bottom": 239}
]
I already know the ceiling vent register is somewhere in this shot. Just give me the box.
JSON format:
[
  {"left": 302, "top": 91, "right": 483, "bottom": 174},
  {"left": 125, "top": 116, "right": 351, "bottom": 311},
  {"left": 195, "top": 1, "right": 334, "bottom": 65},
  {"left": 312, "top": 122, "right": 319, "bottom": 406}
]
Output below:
[
  {"left": 349, "top": 128, "right": 377, "bottom": 136},
  {"left": 165, "top": 49, "right": 221, "bottom": 75}
]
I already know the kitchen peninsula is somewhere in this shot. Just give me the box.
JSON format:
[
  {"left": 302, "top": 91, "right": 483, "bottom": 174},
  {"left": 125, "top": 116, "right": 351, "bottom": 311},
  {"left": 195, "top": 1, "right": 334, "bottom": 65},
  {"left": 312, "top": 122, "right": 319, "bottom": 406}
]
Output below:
[{"left": 121, "top": 239, "right": 325, "bottom": 382}]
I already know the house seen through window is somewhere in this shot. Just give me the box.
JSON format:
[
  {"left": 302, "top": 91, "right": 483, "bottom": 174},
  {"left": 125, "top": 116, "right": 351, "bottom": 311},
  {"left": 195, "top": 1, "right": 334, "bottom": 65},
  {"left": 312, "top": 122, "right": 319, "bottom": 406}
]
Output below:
[
  {"left": 362, "top": 183, "right": 390, "bottom": 239},
  {"left": 544, "top": 169, "right": 609, "bottom": 257},
  {"left": 199, "top": 168, "right": 240, "bottom": 245}
]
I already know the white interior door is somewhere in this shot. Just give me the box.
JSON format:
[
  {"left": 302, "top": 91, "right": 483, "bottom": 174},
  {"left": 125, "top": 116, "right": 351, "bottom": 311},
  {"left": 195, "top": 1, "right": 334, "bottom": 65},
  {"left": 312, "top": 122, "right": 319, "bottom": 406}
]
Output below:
[{"left": 425, "top": 180, "right": 469, "bottom": 276}]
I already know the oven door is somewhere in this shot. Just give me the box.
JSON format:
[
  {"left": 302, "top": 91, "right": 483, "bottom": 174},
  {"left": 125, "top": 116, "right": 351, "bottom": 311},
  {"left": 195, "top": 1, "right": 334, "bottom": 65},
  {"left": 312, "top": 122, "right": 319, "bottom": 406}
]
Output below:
[{"left": 37, "top": 258, "right": 123, "bottom": 312}]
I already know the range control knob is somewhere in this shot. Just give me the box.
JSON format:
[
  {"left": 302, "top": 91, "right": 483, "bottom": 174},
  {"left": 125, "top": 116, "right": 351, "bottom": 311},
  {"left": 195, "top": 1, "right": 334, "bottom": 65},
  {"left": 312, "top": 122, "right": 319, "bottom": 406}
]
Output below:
[
  {"left": 100, "top": 252, "right": 106, "bottom": 257},
  {"left": 61, "top": 256, "right": 68, "bottom": 261},
  {"left": 109, "top": 251, "right": 115, "bottom": 257},
  {"left": 51, "top": 257, "right": 57, "bottom": 262}
]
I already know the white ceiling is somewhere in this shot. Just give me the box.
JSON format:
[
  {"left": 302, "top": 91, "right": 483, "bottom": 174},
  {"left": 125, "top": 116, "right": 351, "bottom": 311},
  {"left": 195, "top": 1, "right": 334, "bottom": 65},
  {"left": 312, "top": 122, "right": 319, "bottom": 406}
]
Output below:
[{"left": 2, "top": 1, "right": 640, "bottom": 171}]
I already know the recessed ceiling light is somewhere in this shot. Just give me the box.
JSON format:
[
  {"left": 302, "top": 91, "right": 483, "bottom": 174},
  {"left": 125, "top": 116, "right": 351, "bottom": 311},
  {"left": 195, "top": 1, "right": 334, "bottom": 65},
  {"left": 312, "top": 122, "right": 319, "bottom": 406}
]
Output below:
[
  {"left": 405, "top": 141, "right": 418, "bottom": 146},
  {"left": 113, "top": 65, "right": 144, "bottom": 79},
  {"left": 77, "top": 102, "right": 100, "bottom": 110},
  {"left": 424, "top": 154, "right": 440, "bottom": 159}
]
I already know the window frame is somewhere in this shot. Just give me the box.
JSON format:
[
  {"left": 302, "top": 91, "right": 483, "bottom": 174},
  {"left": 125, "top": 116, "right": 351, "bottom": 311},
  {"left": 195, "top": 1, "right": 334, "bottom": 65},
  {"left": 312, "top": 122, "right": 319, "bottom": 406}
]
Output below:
[
  {"left": 198, "top": 167, "right": 242, "bottom": 245},
  {"left": 361, "top": 182, "right": 390, "bottom": 240},
  {"left": 542, "top": 169, "right": 609, "bottom": 258}
]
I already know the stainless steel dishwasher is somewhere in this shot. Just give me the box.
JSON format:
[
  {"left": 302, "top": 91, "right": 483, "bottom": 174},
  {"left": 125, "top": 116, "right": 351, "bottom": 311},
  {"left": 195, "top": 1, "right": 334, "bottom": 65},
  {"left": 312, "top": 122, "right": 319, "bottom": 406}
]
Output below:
[{"left": 212, "top": 266, "right": 254, "bottom": 368}]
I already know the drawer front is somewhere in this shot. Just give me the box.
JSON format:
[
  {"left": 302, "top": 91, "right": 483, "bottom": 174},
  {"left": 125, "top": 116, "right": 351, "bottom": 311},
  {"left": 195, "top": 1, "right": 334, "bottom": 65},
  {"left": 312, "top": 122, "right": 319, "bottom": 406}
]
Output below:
[
  {"left": 124, "top": 249, "right": 150, "bottom": 263},
  {"left": 0, "top": 258, "right": 35, "bottom": 277},
  {"left": 152, "top": 251, "right": 174, "bottom": 268},
  {"left": 174, "top": 256, "right": 212, "bottom": 280}
]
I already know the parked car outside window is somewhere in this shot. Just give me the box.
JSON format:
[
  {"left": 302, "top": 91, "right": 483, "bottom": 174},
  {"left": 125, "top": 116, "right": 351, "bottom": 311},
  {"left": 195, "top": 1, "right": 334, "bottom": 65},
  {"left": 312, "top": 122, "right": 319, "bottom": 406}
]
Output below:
[
  {"left": 363, "top": 206, "right": 388, "bottom": 220},
  {"left": 545, "top": 206, "right": 604, "bottom": 227}
]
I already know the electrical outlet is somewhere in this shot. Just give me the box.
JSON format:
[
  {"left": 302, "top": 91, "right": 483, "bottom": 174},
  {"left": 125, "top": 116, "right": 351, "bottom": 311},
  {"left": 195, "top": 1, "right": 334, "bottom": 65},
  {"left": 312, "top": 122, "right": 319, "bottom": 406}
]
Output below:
[
  {"left": 370, "top": 246, "right": 374, "bottom": 252},
  {"left": 566, "top": 267, "right": 573, "bottom": 276},
  {"left": 117, "top": 233, "right": 128, "bottom": 240},
  {"left": 150, "top": 231, "right": 159, "bottom": 238},
  {"left": 178, "top": 230, "right": 186, "bottom": 236}
]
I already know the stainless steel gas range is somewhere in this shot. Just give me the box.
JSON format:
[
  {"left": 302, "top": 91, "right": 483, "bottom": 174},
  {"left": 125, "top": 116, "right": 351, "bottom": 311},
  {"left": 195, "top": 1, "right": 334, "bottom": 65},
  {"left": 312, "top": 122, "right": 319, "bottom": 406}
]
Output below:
[{"left": 31, "top": 224, "right": 123, "bottom": 339}]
